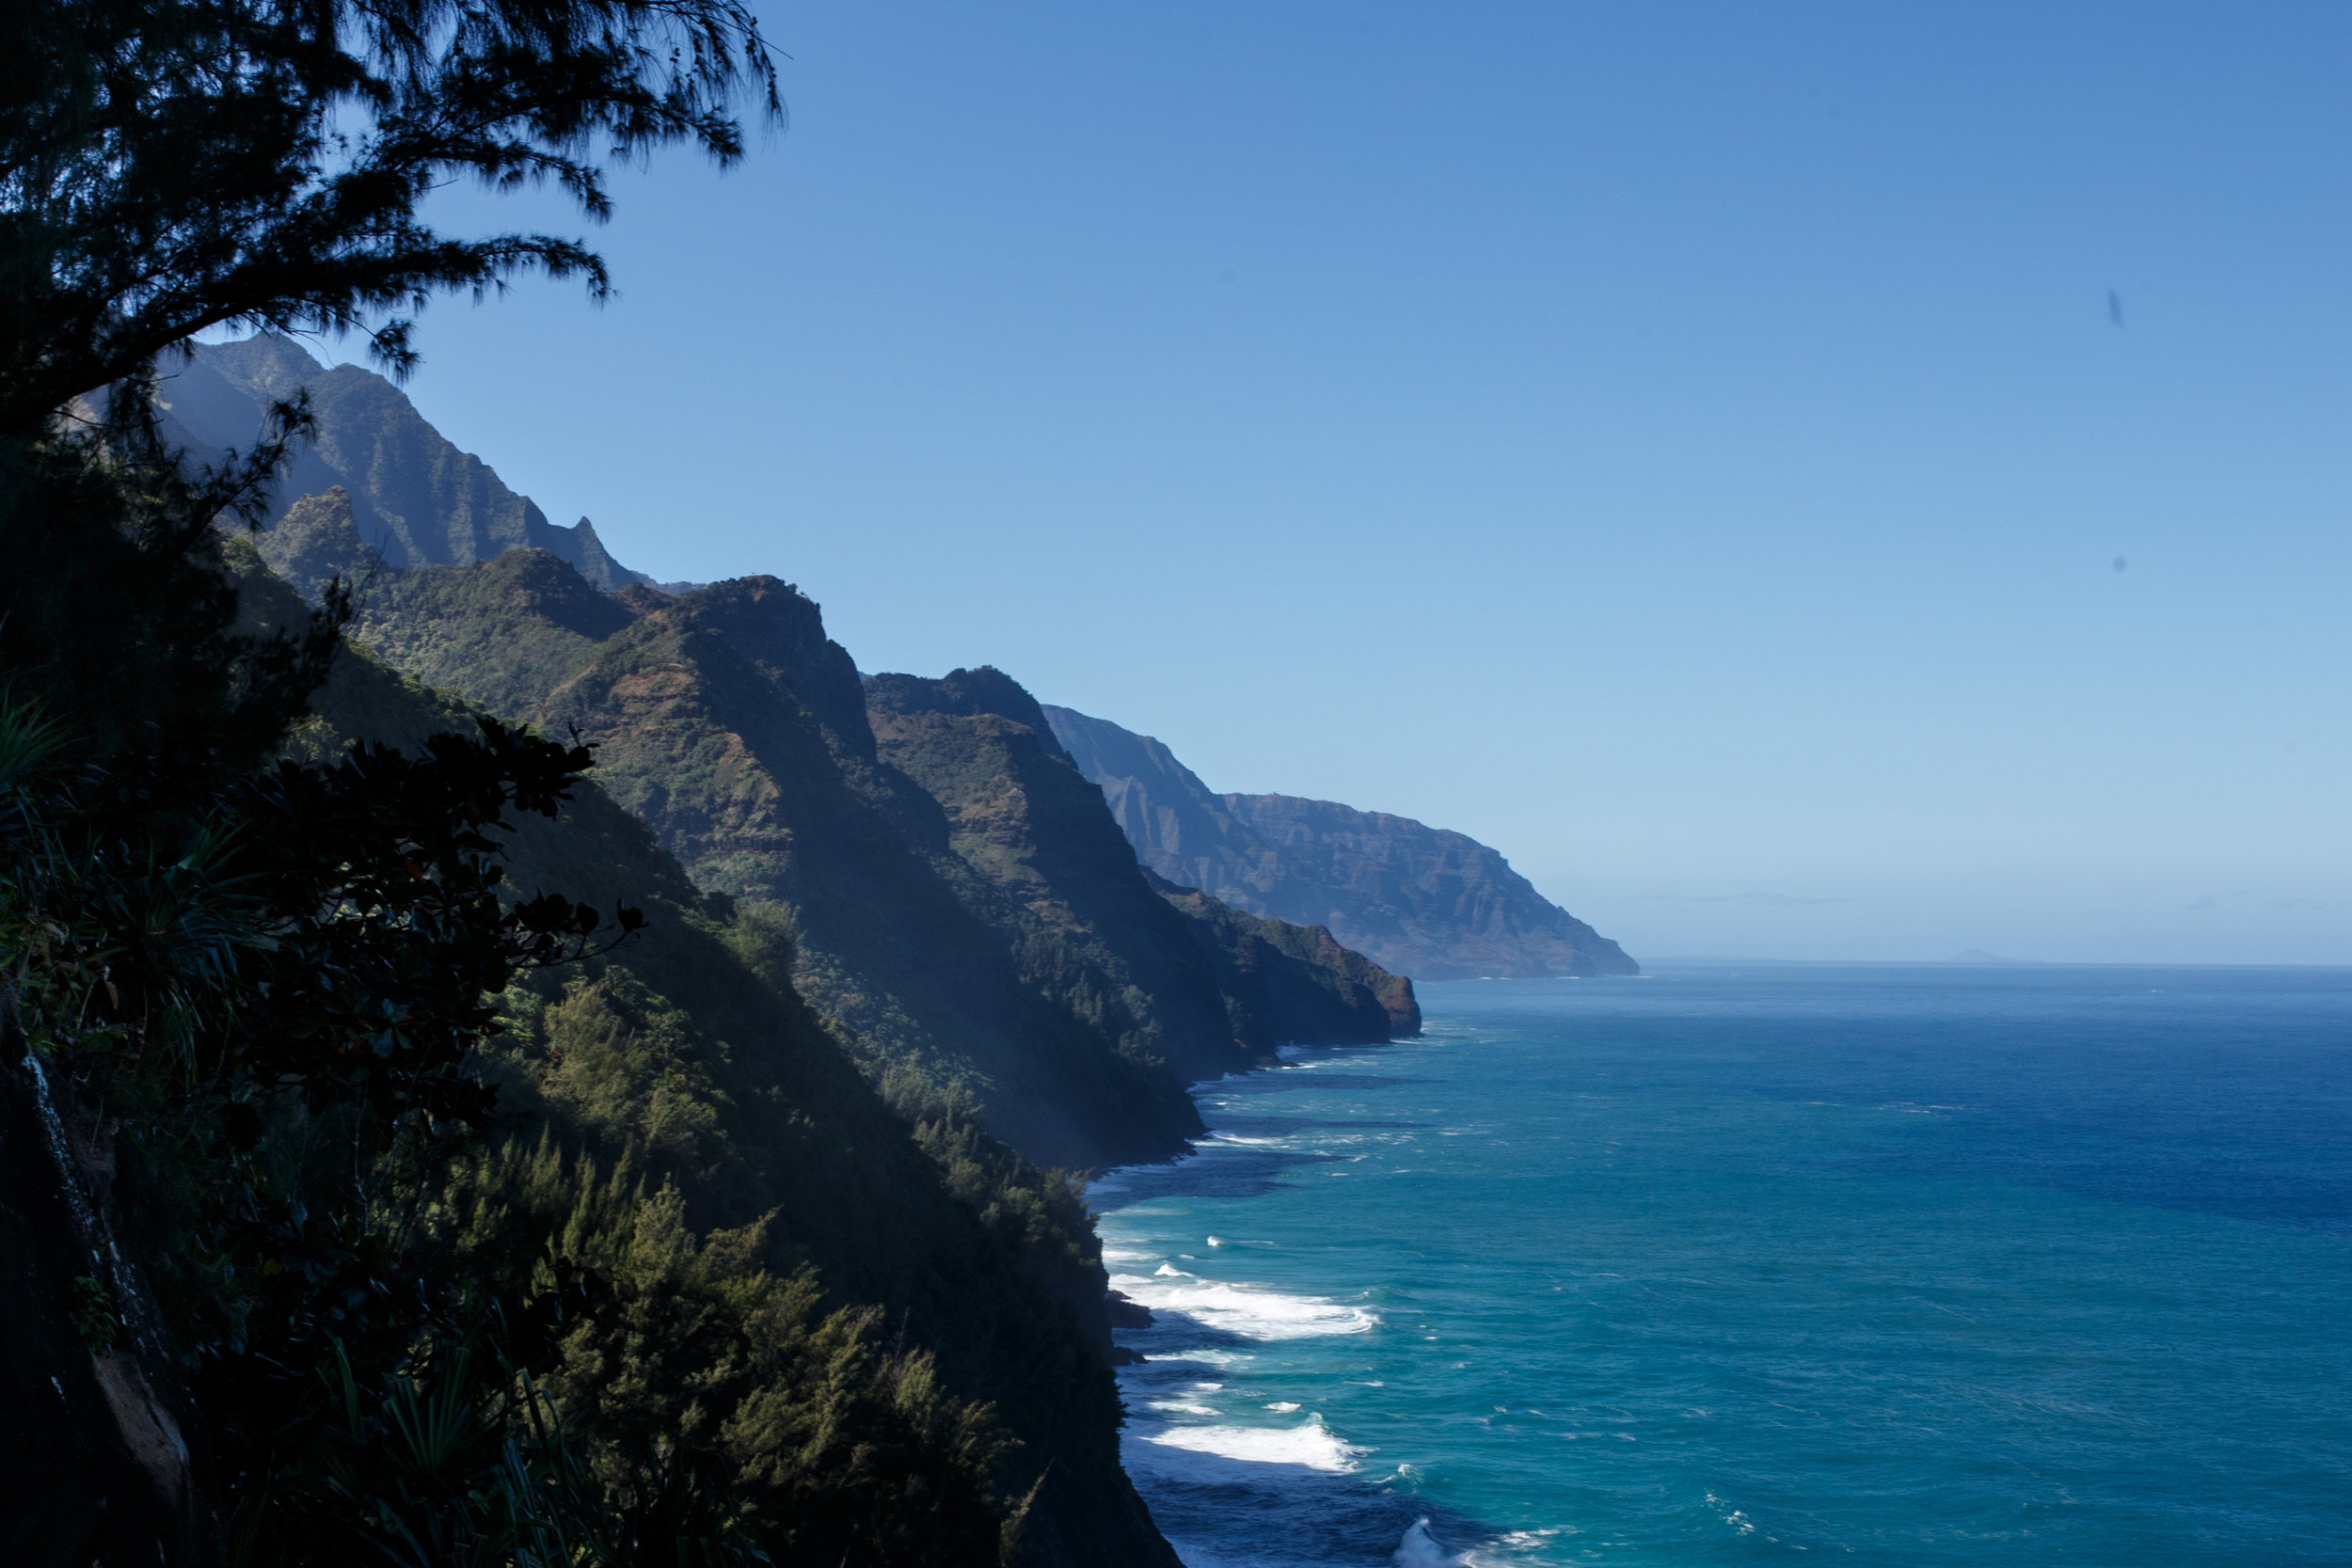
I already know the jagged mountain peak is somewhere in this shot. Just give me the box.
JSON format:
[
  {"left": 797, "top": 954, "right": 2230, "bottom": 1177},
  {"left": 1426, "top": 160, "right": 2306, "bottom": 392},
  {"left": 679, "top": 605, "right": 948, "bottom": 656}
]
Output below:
[
  {"left": 657, "top": 576, "right": 872, "bottom": 754},
  {"left": 183, "top": 328, "right": 327, "bottom": 403},
  {"left": 169, "top": 334, "right": 657, "bottom": 592}
]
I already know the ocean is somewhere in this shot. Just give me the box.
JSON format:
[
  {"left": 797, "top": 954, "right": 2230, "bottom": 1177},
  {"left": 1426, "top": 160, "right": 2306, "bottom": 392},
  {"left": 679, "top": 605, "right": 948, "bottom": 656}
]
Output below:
[{"left": 1089, "top": 961, "right": 2352, "bottom": 1565}]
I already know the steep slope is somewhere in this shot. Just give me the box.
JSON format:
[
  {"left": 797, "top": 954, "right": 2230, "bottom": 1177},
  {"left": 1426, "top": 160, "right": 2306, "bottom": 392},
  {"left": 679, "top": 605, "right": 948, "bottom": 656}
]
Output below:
[
  {"left": 1045, "top": 704, "right": 1639, "bottom": 981},
  {"left": 158, "top": 335, "right": 653, "bottom": 589},
  {"left": 344, "top": 556, "right": 1415, "bottom": 1170},
  {"left": 1148, "top": 870, "right": 1422, "bottom": 1043},
  {"left": 348, "top": 556, "right": 1199, "bottom": 1170},
  {"left": 868, "top": 670, "right": 1273, "bottom": 1089},
  {"left": 255, "top": 563, "right": 1179, "bottom": 1567}
]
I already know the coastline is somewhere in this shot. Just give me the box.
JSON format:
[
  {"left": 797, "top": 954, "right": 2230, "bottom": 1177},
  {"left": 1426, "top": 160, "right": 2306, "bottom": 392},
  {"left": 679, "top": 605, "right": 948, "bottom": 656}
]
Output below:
[
  {"left": 1090, "top": 1042, "right": 1501, "bottom": 1568},
  {"left": 1104, "top": 967, "right": 2352, "bottom": 1566}
]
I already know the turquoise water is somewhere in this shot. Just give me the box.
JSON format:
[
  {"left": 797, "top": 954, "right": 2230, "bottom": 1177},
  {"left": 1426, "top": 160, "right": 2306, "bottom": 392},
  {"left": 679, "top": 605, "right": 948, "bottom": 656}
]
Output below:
[{"left": 1091, "top": 962, "right": 2352, "bottom": 1565}]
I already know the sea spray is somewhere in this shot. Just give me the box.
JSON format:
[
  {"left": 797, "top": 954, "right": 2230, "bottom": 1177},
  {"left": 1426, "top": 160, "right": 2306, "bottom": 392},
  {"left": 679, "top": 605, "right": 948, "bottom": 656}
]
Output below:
[
  {"left": 1390, "top": 1519, "right": 1461, "bottom": 1567},
  {"left": 1109, "top": 1266, "right": 1379, "bottom": 1340},
  {"left": 1127, "top": 1415, "right": 1367, "bottom": 1476}
]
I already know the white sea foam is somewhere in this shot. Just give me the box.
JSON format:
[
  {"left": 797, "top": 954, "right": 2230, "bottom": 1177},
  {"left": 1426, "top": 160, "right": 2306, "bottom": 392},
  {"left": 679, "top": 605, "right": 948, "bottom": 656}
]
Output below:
[
  {"left": 1391, "top": 1519, "right": 1461, "bottom": 1566},
  {"left": 1126, "top": 1416, "right": 1366, "bottom": 1475},
  {"left": 1110, "top": 1270, "right": 1379, "bottom": 1339}
]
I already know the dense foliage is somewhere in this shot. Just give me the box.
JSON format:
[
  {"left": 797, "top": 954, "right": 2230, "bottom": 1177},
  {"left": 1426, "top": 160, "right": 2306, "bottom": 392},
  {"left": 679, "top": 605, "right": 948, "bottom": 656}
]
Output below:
[
  {"left": 0, "top": 523, "right": 1048, "bottom": 1561},
  {"left": 2, "top": 0, "right": 778, "bottom": 431},
  {"left": 0, "top": 683, "right": 772, "bottom": 1561},
  {"left": 0, "top": 3, "right": 1211, "bottom": 1558},
  {"left": 0, "top": 1, "right": 1086, "bottom": 1559}
]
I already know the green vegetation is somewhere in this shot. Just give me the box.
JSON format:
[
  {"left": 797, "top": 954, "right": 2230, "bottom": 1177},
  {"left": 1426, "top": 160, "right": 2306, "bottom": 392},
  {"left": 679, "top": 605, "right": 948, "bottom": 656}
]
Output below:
[
  {"left": 343, "top": 556, "right": 1206, "bottom": 1170},
  {"left": 0, "top": 0, "right": 1174, "bottom": 1559},
  {"left": 331, "top": 551, "right": 1417, "bottom": 1178},
  {"left": 295, "top": 630, "right": 1169, "bottom": 1563},
  {"left": 3, "top": 8, "right": 1424, "bottom": 1552}
]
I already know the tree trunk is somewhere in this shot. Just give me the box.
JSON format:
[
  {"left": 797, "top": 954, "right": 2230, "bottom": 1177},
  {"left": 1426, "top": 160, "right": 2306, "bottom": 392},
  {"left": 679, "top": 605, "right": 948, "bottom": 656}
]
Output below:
[{"left": 0, "top": 981, "right": 220, "bottom": 1567}]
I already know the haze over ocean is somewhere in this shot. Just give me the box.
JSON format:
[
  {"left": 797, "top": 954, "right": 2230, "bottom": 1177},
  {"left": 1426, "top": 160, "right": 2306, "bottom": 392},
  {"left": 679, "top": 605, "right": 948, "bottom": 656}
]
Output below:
[
  {"left": 338, "top": 1, "right": 2352, "bottom": 964},
  {"left": 1093, "top": 965, "right": 2352, "bottom": 1565}
]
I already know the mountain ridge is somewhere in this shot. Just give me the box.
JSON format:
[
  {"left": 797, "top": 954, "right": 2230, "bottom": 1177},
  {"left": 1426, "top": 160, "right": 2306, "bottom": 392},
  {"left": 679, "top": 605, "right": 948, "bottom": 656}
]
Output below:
[
  {"left": 1044, "top": 704, "right": 1637, "bottom": 982},
  {"left": 164, "top": 336, "right": 656, "bottom": 590},
  {"left": 151, "top": 335, "right": 1436, "bottom": 1563},
  {"left": 334, "top": 549, "right": 1415, "bottom": 1173}
]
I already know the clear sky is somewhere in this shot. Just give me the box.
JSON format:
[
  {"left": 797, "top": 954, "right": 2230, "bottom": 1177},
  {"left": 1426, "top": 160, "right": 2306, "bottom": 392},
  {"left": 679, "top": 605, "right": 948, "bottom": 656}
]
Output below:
[{"left": 367, "top": 1, "right": 2352, "bottom": 965}]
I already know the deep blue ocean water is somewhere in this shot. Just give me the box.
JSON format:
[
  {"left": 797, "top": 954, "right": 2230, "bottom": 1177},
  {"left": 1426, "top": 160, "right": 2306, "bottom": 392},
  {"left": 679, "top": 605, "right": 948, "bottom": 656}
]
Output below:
[{"left": 1090, "top": 962, "right": 2352, "bottom": 1566}]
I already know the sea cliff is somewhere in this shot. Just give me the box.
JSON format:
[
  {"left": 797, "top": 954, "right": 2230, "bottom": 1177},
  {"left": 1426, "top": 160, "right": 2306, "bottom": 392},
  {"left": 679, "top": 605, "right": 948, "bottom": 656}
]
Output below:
[{"left": 1045, "top": 705, "right": 1636, "bottom": 981}]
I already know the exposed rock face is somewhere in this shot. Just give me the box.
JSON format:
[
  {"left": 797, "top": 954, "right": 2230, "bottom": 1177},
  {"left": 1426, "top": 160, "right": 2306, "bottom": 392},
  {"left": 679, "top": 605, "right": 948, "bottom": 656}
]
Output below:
[
  {"left": 1045, "top": 704, "right": 1639, "bottom": 981},
  {"left": 162, "top": 336, "right": 653, "bottom": 589}
]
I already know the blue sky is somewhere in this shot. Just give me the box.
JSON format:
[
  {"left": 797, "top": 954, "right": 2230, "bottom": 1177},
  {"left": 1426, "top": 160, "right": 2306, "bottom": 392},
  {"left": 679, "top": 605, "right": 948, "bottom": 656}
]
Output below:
[{"left": 369, "top": 2, "right": 2351, "bottom": 964}]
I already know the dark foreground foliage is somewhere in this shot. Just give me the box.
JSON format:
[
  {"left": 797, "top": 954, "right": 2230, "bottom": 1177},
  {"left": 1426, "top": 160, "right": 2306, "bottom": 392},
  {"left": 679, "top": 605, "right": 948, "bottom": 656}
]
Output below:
[
  {"left": 1, "top": 0, "right": 1176, "bottom": 1556},
  {"left": 0, "top": 363, "right": 1022, "bottom": 1563},
  {"left": 2, "top": 0, "right": 780, "bottom": 431}
]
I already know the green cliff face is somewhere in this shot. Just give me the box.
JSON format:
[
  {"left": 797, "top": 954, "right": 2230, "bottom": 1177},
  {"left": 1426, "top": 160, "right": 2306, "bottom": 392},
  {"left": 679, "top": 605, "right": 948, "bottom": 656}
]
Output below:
[
  {"left": 864, "top": 668, "right": 1418, "bottom": 1072},
  {"left": 347, "top": 554, "right": 1200, "bottom": 1171},
  {"left": 1044, "top": 704, "right": 1640, "bottom": 981},
  {"left": 266, "top": 569, "right": 1177, "bottom": 1568},
  {"left": 342, "top": 558, "right": 1412, "bottom": 1172},
  {"left": 139, "top": 338, "right": 1428, "bottom": 1560},
  {"left": 866, "top": 668, "right": 1259, "bottom": 1090}
]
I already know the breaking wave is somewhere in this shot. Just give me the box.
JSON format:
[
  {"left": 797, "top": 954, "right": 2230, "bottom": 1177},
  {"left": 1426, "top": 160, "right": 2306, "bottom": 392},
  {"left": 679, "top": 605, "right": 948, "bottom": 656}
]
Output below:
[{"left": 1109, "top": 1267, "right": 1378, "bottom": 1340}]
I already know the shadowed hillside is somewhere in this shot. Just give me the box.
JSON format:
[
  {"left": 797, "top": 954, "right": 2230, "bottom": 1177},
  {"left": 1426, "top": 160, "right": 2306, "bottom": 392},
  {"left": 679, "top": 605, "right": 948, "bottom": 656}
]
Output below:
[
  {"left": 335, "top": 553, "right": 1413, "bottom": 1171},
  {"left": 866, "top": 668, "right": 1416, "bottom": 1086},
  {"left": 350, "top": 554, "right": 1200, "bottom": 1169},
  {"left": 231, "top": 554, "right": 1182, "bottom": 1566}
]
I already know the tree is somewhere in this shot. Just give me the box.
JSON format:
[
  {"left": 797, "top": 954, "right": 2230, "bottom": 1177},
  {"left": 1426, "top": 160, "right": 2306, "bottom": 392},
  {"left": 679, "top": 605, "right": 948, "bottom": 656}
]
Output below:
[
  {"left": 1, "top": 0, "right": 785, "bottom": 784},
  {"left": 1, "top": 0, "right": 782, "bottom": 436},
  {"left": 0, "top": 6, "right": 793, "bottom": 1560}
]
